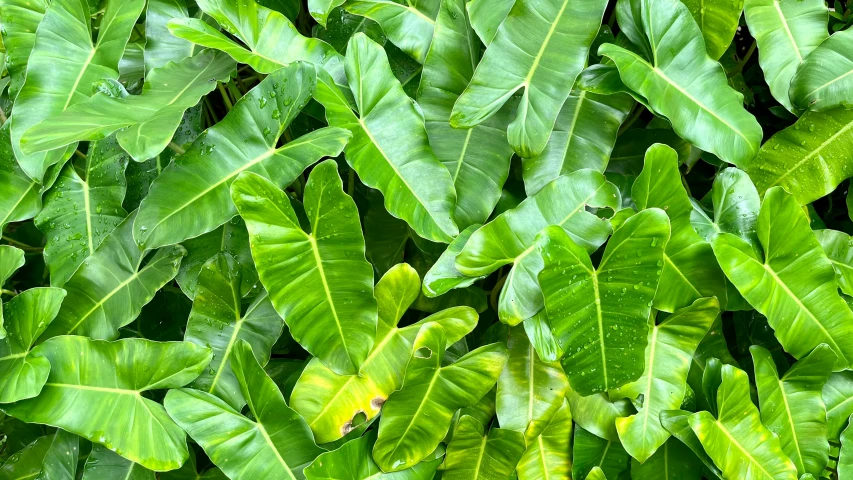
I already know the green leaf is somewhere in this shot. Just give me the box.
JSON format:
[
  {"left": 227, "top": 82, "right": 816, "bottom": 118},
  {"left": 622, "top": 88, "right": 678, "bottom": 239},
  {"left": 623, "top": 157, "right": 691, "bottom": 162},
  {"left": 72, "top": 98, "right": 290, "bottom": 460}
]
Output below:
[
  {"left": 679, "top": 0, "right": 745, "bottom": 60},
  {"left": 516, "top": 398, "right": 572, "bottom": 480},
  {"left": 522, "top": 310, "right": 563, "bottom": 363},
  {"left": 815, "top": 229, "right": 853, "bottom": 297},
  {"left": 690, "top": 167, "right": 760, "bottom": 250},
  {"left": 159, "top": 449, "right": 228, "bottom": 480},
  {"left": 231, "top": 161, "right": 377, "bottom": 376},
  {"left": 790, "top": 27, "right": 853, "bottom": 112},
  {"left": 307, "top": 0, "right": 344, "bottom": 27},
  {"left": 567, "top": 386, "right": 633, "bottom": 442},
  {"left": 572, "top": 426, "right": 630, "bottom": 480},
  {"left": 824, "top": 371, "right": 853, "bottom": 441},
  {"left": 612, "top": 297, "right": 719, "bottom": 462},
  {"left": 630, "top": 437, "right": 704, "bottom": 480},
  {"left": 711, "top": 187, "right": 853, "bottom": 368},
  {"left": 0, "top": 287, "right": 65, "bottom": 403},
  {"left": 633, "top": 143, "right": 727, "bottom": 311},
  {"left": 538, "top": 208, "right": 670, "bottom": 395},
  {"left": 372, "top": 323, "right": 508, "bottom": 471},
  {"left": 746, "top": 108, "right": 853, "bottom": 206},
  {"left": 496, "top": 326, "right": 569, "bottom": 438},
  {"left": 660, "top": 410, "right": 723, "bottom": 479},
  {"left": 0, "top": 435, "right": 52, "bottom": 480},
  {"left": 342, "top": 0, "right": 437, "bottom": 63},
  {"left": 0, "top": 126, "right": 46, "bottom": 231},
  {"left": 184, "top": 253, "right": 283, "bottom": 410},
  {"left": 143, "top": 0, "right": 196, "bottom": 73},
  {"left": 0, "top": 245, "right": 26, "bottom": 338},
  {"left": 41, "top": 212, "right": 185, "bottom": 340},
  {"left": 38, "top": 429, "right": 80, "bottom": 480},
  {"left": 164, "top": 341, "right": 324, "bottom": 480},
  {"left": 135, "top": 61, "right": 350, "bottom": 249},
  {"left": 290, "top": 263, "right": 478, "bottom": 444},
  {"left": 743, "top": 0, "right": 828, "bottom": 112},
  {"left": 455, "top": 170, "right": 621, "bottom": 325},
  {"left": 443, "top": 415, "right": 526, "bottom": 479},
  {"left": 689, "top": 365, "right": 798, "bottom": 480},
  {"left": 422, "top": 225, "right": 482, "bottom": 297},
  {"left": 418, "top": 0, "right": 513, "bottom": 228},
  {"left": 601, "top": 0, "right": 762, "bottom": 166},
  {"left": 0, "top": 0, "right": 48, "bottom": 99},
  {"left": 751, "top": 344, "right": 835, "bottom": 477},
  {"left": 20, "top": 50, "right": 235, "bottom": 162},
  {"left": 3, "top": 337, "right": 212, "bottom": 471},
  {"left": 81, "top": 445, "right": 154, "bottom": 480},
  {"left": 450, "top": 0, "right": 608, "bottom": 157},
  {"left": 34, "top": 137, "right": 128, "bottom": 287},
  {"left": 314, "top": 33, "right": 459, "bottom": 243},
  {"left": 9, "top": 0, "right": 145, "bottom": 181},
  {"left": 585, "top": 467, "right": 607, "bottom": 480},
  {"left": 841, "top": 414, "right": 853, "bottom": 479}
]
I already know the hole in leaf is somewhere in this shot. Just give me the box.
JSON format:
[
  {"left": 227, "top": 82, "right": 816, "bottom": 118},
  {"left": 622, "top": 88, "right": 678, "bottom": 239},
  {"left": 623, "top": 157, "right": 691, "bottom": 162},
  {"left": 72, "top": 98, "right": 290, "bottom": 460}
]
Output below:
[{"left": 414, "top": 347, "right": 432, "bottom": 359}]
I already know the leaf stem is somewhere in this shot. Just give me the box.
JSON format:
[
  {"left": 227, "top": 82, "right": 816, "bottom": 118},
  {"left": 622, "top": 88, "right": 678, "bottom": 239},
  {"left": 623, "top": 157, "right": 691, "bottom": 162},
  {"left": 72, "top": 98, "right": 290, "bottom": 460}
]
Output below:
[
  {"left": 217, "top": 83, "right": 234, "bottom": 111},
  {"left": 734, "top": 40, "right": 757, "bottom": 74},
  {"left": 168, "top": 142, "right": 186, "bottom": 155},
  {"left": 0, "top": 289, "right": 16, "bottom": 297},
  {"left": 618, "top": 103, "right": 646, "bottom": 135},
  {"left": 2, "top": 236, "right": 42, "bottom": 252},
  {"left": 347, "top": 168, "right": 355, "bottom": 196}
]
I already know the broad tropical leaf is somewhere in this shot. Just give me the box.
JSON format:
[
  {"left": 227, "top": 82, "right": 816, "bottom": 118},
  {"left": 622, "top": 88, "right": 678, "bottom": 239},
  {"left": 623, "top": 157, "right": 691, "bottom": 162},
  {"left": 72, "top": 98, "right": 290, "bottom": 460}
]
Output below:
[
  {"left": 82, "top": 444, "right": 154, "bottom": 480},
  {"left": 0, "top": 0, "right": 47, "bottom": 98},
  {"left": 572, "top": 426, "right": 630, "bottom": 480},
  {"left": 679, "top": 0, "right": 745, "bottom": 60},
  {"left": 343, "top": 0, "right": 437, "bottom": 63},
  {"left": 144, "top": 0, "right": 196, "bottom": 72},
  {"left": 824, "top": 371, "right": 853, "bottom": 441},
  {"left": 815, "top": 229, "right": 853, "bottom": 297},
  {"left": 39, "top": 429, "right": 80, "bottom": 480},
  {"left": 442, "top": 416, "right": 525, "bottom": 479},
  {"left": 790, "top": 29, "right": 853, "bottom": 112},
  {"left": 422, "top": 225, "right": 482, "bottom": 297},
  {"left": 690, "top": 167, "right": 760, "bottom": 250},
  {"left": 516, "top": 399, "right": 572, "bottom": 480},
  {"left": 0, "top": 435, "right": 53, "bottom": 480},
  {"left": 841, "top": 414, "right": 853, "bottom": 479},
  {"left": 567, "top": 385, "right": 633, "bottom": 442},
  {"left": 0, "top": 245, "right": 26, "bottom": 338}
]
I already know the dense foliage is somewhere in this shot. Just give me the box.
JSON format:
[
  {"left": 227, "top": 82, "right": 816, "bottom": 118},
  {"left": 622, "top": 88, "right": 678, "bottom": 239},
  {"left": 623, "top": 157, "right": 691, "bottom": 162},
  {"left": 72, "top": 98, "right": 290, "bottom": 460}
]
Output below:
[{"left": 3, "top": 0, "right": 853, "bottom": 478}]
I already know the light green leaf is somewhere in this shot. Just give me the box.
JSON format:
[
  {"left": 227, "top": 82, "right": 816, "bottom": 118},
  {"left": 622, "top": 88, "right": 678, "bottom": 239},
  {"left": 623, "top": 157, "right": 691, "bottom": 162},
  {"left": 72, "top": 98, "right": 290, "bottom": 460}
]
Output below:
[
  {"left": 0, "top": 126, "right": 46, "bottom": 231},
  {"left": 613, "top": 297, "right": 719, "bottom": 462},
  {"left": 35, "top": 137, "right": 128, "bottom": 287},
  {"left": 630, "top": 437, "right": 703, "bottom": 480},
  {"left": 538, "top": 208, "right": 670, "bottom": 395},
  {"left": 752, "top": 344, "right": 835, "bottom": 477},
  {"left": 343, "top": 0, "right": 438, "bottom": 63},
  {"left": 41, "top": 212, "right": 185, "bottom": 340},
  {"left": 840, "top": 414, "right": 853, "bottom": 479},
  {"left": 824, "top": 371, "right": 853, "bottom": 441},
  {"left": 82, "top": 445, "right": 154, "bottom": 480},
  {"left": 743, "top": 0, "right": 828, "bottom": 112},
  {"left": 418, "top": 0, "right": 512, "bottom": 228},
  {"left": 144, "top": 0, "right": 196, "bottom": 72},
  {"left": 0, "top": 0, "right": 48, "bottom": 99},
  {"left": 185, "top": 253, "right": 283, "bottom": 410},
  {"left": 601, "top": 0, "right": 762, "bottom": 166},
  {"left": 2, "top": 337, "right": 212, "bottom": 471},
  {"left": 443, "top": 415, "right": 526, "bottom": 479},
  {"left": 290, "top": 263, "right": 478, "bottom": 444},
  {"left": 516, "top": 398, "right": 572, "bottom": 480},
  {"left": 689, "top": 365, "right": 798, "bottom": 480},
  {"left": 815, "top": 229, "right": 853, "bottom": 297},
  {"left": 679, "top": 0, "right": 745, "bottom": 60},
  {"left": 790, "top": 28, "right": 853, "bottom": 112},
  {"left": 21, "top": 50, "right": 235, "bottom": 162},
  {"left": 314, "top": 33, "right": 458, "bottom": 243},
  {"left": 231, "top": 161, "right": 377, "bottom": 376},
  {"left": 465, "top": 0, "right": 513, "bottom": 45},
  {"left": 450, "top": 0, "right": 608, "bottom": 157},
  {"left": 372, "top": 323, "right": 508, "bottom": 471},
  {"left": 660, "top": 409, "right": 723, "bottom": 479},
  {"left": 164, "top": 341, "right": 324, "bottom": 480},
  {"left": 522, "top": 310, "right": 563, "bottom": 364},
  {"left": 422, "top": 225, "right": 482, "bottom": 298},
  {"left": 690, "top": 167, "right": 760, "bottom": 250},
  {"left": 9, "top": 0, "right": 144, "bottom": 181},
  {"left": 711, "top": 187, "right": 853, "bottom": 368},
  {"left": 572, "top": 426, "right": 630, "bottom": 480},
  {"left": 38, "top": 429, "right": 80, "bottom": 480},
  {"left": 0, "top": 245, "right": 26, "bottom": 338},
  {"left": 307, "top": 0, "right": 345, "bottom": 27}
]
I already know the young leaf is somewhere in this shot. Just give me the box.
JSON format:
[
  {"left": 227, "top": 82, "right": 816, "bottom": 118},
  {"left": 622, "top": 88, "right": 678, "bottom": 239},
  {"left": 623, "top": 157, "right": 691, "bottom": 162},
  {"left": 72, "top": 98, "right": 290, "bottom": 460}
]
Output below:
[
  {"left": 516, "top": 399, "right": 572, "bottom": 480},
  {"left": 342, "top": 0, "right": 437, "bottom": 63},
  {"left": 815, "top": 229, "right": 853, "bottom": 297},
  {"left": 690, "top": 167, "right": 760, "bottom": 250},
  {"left": 679, "top": 0, "right": 744, "bottom": 60},
  {"left": 0, "top": 245, "right": 26, "bottom": 337},
  {"left": 824, "top": 371, "right": 853, "bottom": 441},
  {"left": 442, "top": 416, "right": 526, "bottom": 479},
  {"left": 790, "top": 29, "right": 853, "bottom": 112}
]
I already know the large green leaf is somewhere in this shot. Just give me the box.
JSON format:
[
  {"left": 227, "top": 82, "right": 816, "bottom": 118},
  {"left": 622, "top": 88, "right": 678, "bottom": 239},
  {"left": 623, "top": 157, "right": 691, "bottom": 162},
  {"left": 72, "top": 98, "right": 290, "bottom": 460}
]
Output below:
[
  {"left": 372, "top": 323, "right": 508, "bottom": 471},
  {"left": 679, "top": 0, "right": 744, "bottom": 60},
  {"left": 455, "top": 170, "right": 620, "bottom": 325},
  {"left": 443, "top": 415, "right": 525, "bottom": 479},
  {"left": 164, "top": 341, "right": 324, "bottom": 479},
  {"left": 711, "top": 187, "right": 853, "bottom": 368},
  {"left": 633, "top": 143, "right": 727, "bottom": 311},
  {"left": 815, "top": 229, "right": 853, "bottom": 297},
  {"left": 40, "top": 212, "right": 185, "bottom": 340},
  {"left": 516, "top": 398, "right": 572, "bottom": 480},
  {"left": 612, "top": 297, "right": 718, "bottom": 462},
  {"left": 290, "top": 263, "right": 477, "bottom": 444},
  {"left": 20, "top": 50, "right": 235, "bottom": 162},
  {"left": 2, "top": 337, "right": 212, "bottom": 471},
  {"left": 184, "top": 253, "right": 283, "bottom": 410},
  {"left": 343, "top": 0, "right": 437, "bottom": 63},
  {"left": 746, "top": 108, "right": 853, "bottom": 206},
  {"left": 82, "top": 444, "right": 154, "bottom": 480},
  {"left": 34, "top": 137, "right": 128, "bottom": 287},
  {"left": 689, "top": 365, "right": 798, "bottom": 480},
  {"left": 538, "top": 208, "right": 670, "bottom": 395},
  {"left": 752, "top": 344, "right": 835, "bottom": 477},
  {"left": 496, "top": 326, "right": 569, "bottom": 438},
  {"left": 417, "top": 0, "right": 512, "bottom": 228},
  {"left": 135, "top": 61, "right": 350, "bottom": 249},
  {"left": 144, "top": 0, "right": 196, "bottom": 72},
  {"left": 0, "top": 287, "right": 65, "bottom": 403},
  {"left": 790, "top": 29, "right": 853, "bottom": 112},
  {"left": 824, "top": 371, "right": 853, "bottom": 441},
  {"left": 601, "top": 0, "right": 762, "bottom": 166},
  {"left": 450, "top": 0, "right": 607, "bottom": 157},
  {"left": 231, "top": 161, "right": 377, "bottom": 376},
  {"left": 314, "top": 33, "right": 458, "bottom": 243},
  {"left": 743, "top": 0, "right": 828, "bottom": 112},
  {"left": 0, "top": 0, "right": 47, "bottom": 98},
  {"left": 9, "top": 0, "right": 144, "bottom": 181},
  {"left": 465, "top": 0, "right": 513, "bottom": 45}
]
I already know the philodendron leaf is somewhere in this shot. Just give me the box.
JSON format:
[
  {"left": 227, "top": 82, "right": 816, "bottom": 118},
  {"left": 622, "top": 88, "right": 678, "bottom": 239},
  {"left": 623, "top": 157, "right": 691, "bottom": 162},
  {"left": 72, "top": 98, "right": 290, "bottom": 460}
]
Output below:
[
  {"left": 231, "top": 161, "right": 377, "bottom": 376},
  {"left": 40, "top": 212, "right": 185, "bottom": 340},
  {"left": 35, "top": 137, "right": 128, "bottom": 288},
  {"left": 164, "top": 341, "right": 324, "bottom": 479},
  {"left": 184, "top": 253, "right": 284, "bottom": 410},
  {"left": 711, "top": 187, "right": 853, "bottom": 368},
  {"left": 538, "top": 208, "right": 671, "bottom": 395},
  {"left": 372, "top": 323, "right": 508, "bottom": 472},
  {"left": 790, "top": 29, "right": 853, "bottom": 112},
  {"left": 0, "top": 245, "right": 26, "bottom": 338},
  {"left": 630, "top": 437, "right": 704, "bottom": 480},
  {"left": 633, "top": 143, "right": 727, "bottom": 311},
  {"left": 20, "top": 50, "right": 235, "bottom": 162},
  {"left": 0, "top": 287, "right": 65, "bottom": 403},
  {"left": 746, "top": 108, "right": 853, "bottom": 206},
  {"left": 815, "top": 229, "right": 853, "bottom": 297},
  {"left": 39, "top": 429, "right": 80, "bottom": 480},
  {"left": 841, "top": 414, "right": 853, "bottom": 479},
  {"left": 342, "top": 0, "right": 438, "bottom": 63},
  {"left": 601, "top": 0, "right": 762, "bottom": 167},
  {"left": 689, "top": 365, "right": 798, "bottom": 480},
  {"left": 442, "top": 416, "right": 526, "bottom": 479},
  {"left": 0, "top": 0, "right": 48, "bottom": 99},
  {"left": 422, "top": 225, "right": 482, "bottom": 297},
  {"left": 144, "top": 0, "right": 196, "bottom": 72},
  {"left": 0, "top": 435, "right": 53, "bottom": 480},
  {"left": 567, "top": 384, "right": 633, "bottom": 442},
  {"left": 314, "top": 33, "right": 459, "bottom": 243},
  {"left": 572, "top": 426, "right": 630, "bottom": 480},
  {"left": 450, "top": 0, "right": 608, "bottom": 158},
  {"left": 824, "top": 371, "right": 853, "bottom": 441},
  {"left": 454, "top": 170, "right": 620, "bottom": 325},
  {"left": 612, "top": 297, "right": 719, "bottom": 462},
  {"left": 752, "top": 344, "right": 835, "bottom": 477},
  {"left": 679, "top": 0, "right": 744, "bottom": 60},
  {"left": 660, "top": 410, "right": 723, "bottom": 480},
  {"left": 290, "top": 263, "right": 478, "bottom": 444},
  {"left": 2, "top": 337, "right": 212, "bottom": 471},
  {"left": 690, "top": 167, "right": 760, "bottom": 250},
  {"left": 516, "top": 398, "right": 572, "bottom": 480},
  {"left": 418, "top": 0, "right": 513, "bottom": 229},
  {"left": 135, "top": 61, "right": 350, "bottom": 249},
  {"left": 0, "top": 125, "right": 47, "bottom": 231},
  {"left": 743, "top": 0, "right": 828, "bottom": 112},
  {"left": 82, "top": 444, "right": 154, "bottom": 480}
]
